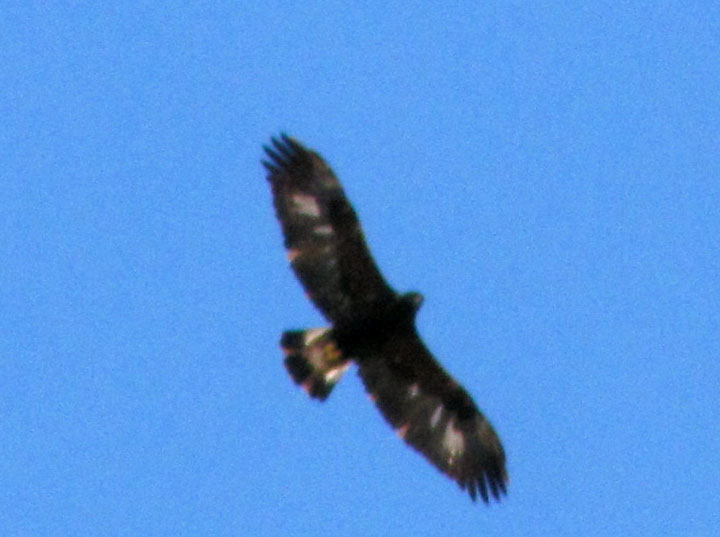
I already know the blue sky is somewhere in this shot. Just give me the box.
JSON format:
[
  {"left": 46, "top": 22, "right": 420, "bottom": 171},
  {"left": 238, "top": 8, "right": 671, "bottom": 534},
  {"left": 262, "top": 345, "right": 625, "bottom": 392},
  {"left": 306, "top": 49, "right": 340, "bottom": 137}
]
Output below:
[{"left": 2, "top": 2, "right": 719, "bottom": 535}]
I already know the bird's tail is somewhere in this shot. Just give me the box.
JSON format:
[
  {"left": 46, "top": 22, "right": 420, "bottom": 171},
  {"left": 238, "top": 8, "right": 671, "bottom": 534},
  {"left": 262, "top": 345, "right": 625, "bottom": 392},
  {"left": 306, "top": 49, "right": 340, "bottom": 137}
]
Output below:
[{"left": 281, "top": 328, "right": 350, "bottom": 401}]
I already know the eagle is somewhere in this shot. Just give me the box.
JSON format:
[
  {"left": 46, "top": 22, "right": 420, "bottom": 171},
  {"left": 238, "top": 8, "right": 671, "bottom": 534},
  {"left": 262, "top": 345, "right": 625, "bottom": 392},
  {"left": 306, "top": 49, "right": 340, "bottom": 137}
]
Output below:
[{"left": 262, "top": 134, "right": 507, "bottom": 503}]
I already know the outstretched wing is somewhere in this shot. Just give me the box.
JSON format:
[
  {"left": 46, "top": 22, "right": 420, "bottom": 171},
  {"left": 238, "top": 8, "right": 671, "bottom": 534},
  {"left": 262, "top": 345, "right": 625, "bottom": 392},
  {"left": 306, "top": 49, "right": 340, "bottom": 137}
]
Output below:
[
  {"left": 357, "top": 331, "right": 507, "bottom": 503},
  {"left": 263, "top": 135, "right": 396, "bottom": 324}
]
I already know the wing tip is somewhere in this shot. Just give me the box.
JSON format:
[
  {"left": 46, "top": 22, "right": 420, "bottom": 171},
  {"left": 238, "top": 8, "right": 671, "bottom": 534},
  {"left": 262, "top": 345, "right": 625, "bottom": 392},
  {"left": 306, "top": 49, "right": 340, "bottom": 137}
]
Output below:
[
  {"left": 461, "top": 463, "right": 508, "bottom": 504},
  {"left": 480, "top": 471, "right": 508, "bottom": 504},
  {"left": 261, "top": 159, "right": 279, "bottom": 174},
  {"left": 262, "top": 133, "right": 309, "bottom": 178}
]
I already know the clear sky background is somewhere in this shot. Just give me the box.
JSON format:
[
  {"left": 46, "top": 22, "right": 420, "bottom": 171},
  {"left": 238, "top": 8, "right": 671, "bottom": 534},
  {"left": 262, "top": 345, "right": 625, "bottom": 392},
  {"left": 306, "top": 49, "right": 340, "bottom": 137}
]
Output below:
[{"left": 2, "top": 2, "right": 719, "bottom": 536}]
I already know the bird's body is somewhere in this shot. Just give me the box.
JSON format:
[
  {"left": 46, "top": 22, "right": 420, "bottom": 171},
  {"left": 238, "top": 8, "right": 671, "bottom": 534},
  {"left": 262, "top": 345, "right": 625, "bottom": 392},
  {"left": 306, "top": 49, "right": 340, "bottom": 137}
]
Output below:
[{"left": 263, "top": 135, "right": 508, "bottom": 503}]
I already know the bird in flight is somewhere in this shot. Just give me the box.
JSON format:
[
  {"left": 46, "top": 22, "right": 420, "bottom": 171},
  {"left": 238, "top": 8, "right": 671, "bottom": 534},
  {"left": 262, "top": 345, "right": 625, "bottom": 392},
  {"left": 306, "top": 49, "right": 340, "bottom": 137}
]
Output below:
[{"left": 262, "top": 134, "right": 507, "bottom": 503}]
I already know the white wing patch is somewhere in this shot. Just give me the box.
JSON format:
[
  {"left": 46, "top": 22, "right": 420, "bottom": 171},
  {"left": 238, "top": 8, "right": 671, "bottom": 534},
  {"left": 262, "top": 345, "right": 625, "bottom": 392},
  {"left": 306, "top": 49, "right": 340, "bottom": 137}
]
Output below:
[
  {"left": 430, "top": 405, "right": 443, "bottom": 428},
  {"left": 323, "top": 361, "right": 350, "bottom": 383},
  {"left": 291, "top": 193, "right": 321, "bottom": 217},
  {"left": 303, "top": 327, "right": 328, "bottom": 344},
  {"left": 313, "top": 224, "right": 334, "bottom": 236},
  {"left": 442, "top": 420, "right": 465, "bottom": 462}
]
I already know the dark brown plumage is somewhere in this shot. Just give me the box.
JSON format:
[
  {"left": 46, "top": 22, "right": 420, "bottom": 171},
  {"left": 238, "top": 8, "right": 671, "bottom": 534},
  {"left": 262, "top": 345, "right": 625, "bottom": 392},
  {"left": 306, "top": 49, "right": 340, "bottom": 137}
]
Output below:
[{"left": 263, "top": 134, "right": 507, "bottom": 503}]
